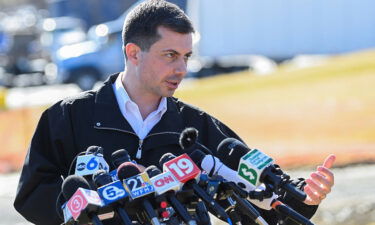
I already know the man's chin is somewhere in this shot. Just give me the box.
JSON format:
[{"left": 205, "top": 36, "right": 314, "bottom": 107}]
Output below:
[{"left": 162, "top": 90, "right": 176, "bottom": 97}]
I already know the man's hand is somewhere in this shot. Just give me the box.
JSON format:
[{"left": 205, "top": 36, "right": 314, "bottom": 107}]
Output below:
[{"left": 303, "top": 154, "right": 336, "bottom": 205}]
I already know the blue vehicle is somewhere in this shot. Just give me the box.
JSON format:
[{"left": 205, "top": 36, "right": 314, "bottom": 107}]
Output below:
[
  {"left": 40, "top": 17, "right": 87, "bottom": 54},
  {"left": 53, "top": 26, "right": 124, "bottom": 90},
  {"left": 50, "top": 1, "right": 133, "bottom": 90}
]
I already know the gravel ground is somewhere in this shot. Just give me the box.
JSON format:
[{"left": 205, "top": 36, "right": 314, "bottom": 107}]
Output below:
[{"left": 1, "top": 164, "right": 375, "bottom": 225}]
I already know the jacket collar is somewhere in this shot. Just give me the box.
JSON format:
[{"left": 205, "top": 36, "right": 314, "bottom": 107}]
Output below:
[{"left": 93, "top": 73, "right": 184, "bottom": 136}]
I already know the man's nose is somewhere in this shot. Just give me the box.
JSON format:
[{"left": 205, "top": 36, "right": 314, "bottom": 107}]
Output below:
[{"left": 174, "top": 58, "right": 188, "bottom": 76}]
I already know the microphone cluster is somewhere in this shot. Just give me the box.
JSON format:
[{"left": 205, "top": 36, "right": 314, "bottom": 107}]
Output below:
[{"left": 57, "top": 128, "right": 315, "bottom": 225}]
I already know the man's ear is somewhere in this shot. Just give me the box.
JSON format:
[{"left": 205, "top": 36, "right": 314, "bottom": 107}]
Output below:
[{"left": 125, "top": 43, "right": 141, "bottom": 65}]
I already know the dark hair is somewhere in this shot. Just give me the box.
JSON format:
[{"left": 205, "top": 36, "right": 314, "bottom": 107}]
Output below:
[{"left": 122, "top": 0, "right": 194, "bottom": 55}]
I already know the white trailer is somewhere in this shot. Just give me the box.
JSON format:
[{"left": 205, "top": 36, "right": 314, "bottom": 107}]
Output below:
[{"left": 187, "top": 0, "right": 375, "bottom": 61}]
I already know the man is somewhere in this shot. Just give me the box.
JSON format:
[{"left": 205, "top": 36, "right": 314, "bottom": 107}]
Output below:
[{"left": 14, "top": 0, "right": 335, "bottom": 224}]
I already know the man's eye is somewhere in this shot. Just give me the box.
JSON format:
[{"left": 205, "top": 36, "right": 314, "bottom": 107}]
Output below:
[{"left": 166, "top": 53, "right": 175, "bottom": 58}]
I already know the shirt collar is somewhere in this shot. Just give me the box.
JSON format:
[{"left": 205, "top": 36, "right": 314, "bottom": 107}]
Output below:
[
  {"left": 157, "top": 96, "right": 168, "bottom": 116},
  {"left": 113, "top": 72, "right": 167, "bottom": 115},
  {"left": 114, "top": 72, "right": 132, "bottom": 114},
  {"left": 94, "top": 73, "right": 183, "bottom": 135}
]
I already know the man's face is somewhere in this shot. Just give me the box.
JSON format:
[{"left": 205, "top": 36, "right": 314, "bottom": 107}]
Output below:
[{"left": 136, "top": 26, "right": 193, "bottom": 98}]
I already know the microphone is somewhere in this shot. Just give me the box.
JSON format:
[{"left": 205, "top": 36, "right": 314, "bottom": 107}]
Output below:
[
  {"left": 229, "top": 191, "right": 268, "bottom": 225},
  {"left": 146, "top": 166, "right": 197, "bottom": 225},
  {"left": 111, "top": 149, "right": 132, "bottom": 168},
  {"left": 146, "top": 166, "right": 181, "bottom": 195},
  {"left": 92, "top": 170, "right": 113, "bottom": 189},
  {"left": 179, "top": 127, "right": 213, "bottom": 155},
  {"left": 179, "top": 127, "right": 198, "bottom": 149},
  {"left": 75, "top": 146, "right": 109, "bottom": 178},
  {"left": 160, "top": 153, "right": 201, "bottom": 184},
  {"left": 217, "top": 138, "right": 307, "bottom": 202},
  {"left": 108, "top": 148, "right": 133, "bottom": 180},
  {"left": 61, "top": 201, "right": 74, "bottom": 225},
  {"left": 217, "top": 138, "right": 249, "bottom": 170},
  {"left": 56, "top": 190, "right": 75, "bottom": 225},
  {"left": 271, "top": 201, "right": 315, "bottom": 225},
  {"left": 62, "top": 175, "right": 104, "bottom": 225},
  {"left": 117, "top": 162, "right": 161, "bottom": 225},
  {"left": 87, "top": 145, "right": 103, "bottom": 155},
  {"left": 62, "top": 175, "right": 91, "bottom": 203},
  {"left": 93, "top": 170, "right": 133, "bottom": 225},
  {"left": 144, "top": 166, "right": 173, "bottom": 222},
  {"left": 116, "top": 162, "right": 144, "bottom": 182},
  {"left": 190, "top": 149, "right": 277, "bottom": 210},
  {"left": 159, "top": 153, "right": 230, "bottom": 222},
  {"left": 56, "top": 191, "right": 75, "bottom": 225},
  {"left": 190, "top": 150, "right": 268, "bottom": 225}
]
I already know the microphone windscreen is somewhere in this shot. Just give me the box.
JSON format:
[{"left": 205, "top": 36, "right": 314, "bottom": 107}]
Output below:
[
  {"left": 145, "top": 165, "right": 162, "bottom": 178},
  {"left": 61, "top": 175, "right": 91, "bottom": 200},
  {"left": 159, "top": 153, "right": 176, "bottom": 167},
  {"left": 92, "top": 170, "right": 113, "bottom": 188},
  {"left": 117, "top": 162, "right": 141, "bottom": 181},
  {"left": 189, "top": 149, "right": 206, "bottom": 168},
  {"left": 85, "top": 145, "right": 103, "bottom": 155},
  {"left": 217, "top": 138, "right": 250, "bottom": 170},
  {"left": 179, "top": 127, "right": 198, "bottom": 149},
  {"left": 111, "top": 149, "right": 131, "bottom": 168}
]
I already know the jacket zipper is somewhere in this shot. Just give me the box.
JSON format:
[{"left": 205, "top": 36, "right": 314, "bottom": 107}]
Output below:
[
  {"left": 136, "top": 131, "right": 180, "bottom": 159},
  {"left": 136, "top": 139, "right": 143, "bottom": 159}
]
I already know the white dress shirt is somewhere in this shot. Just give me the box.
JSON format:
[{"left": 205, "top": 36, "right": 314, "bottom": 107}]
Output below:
[{"left": 112, "top": 73, "right": 167, "bottom": 140}]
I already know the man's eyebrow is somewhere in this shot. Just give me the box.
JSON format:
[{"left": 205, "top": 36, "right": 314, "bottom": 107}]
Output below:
[
  {"left": 162, "top": 49, "right": 193, "bottom": 56},
  {"left": 185, "top": 51, "right": 193, "bottom": 57}
]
